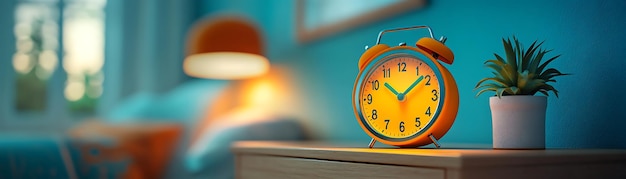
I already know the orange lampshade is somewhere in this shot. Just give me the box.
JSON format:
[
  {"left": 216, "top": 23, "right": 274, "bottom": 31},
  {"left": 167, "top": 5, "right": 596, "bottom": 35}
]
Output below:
[{"left": 183, "top": 16, "right": 269, "bottom": 80}]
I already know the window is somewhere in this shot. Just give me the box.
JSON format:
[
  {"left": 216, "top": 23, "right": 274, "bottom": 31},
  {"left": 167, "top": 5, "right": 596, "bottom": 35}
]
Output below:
[{"left": 13, "top": 0, "right": 106, "bottom": 115}]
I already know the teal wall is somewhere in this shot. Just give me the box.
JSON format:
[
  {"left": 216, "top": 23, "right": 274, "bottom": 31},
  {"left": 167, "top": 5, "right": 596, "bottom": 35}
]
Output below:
[{"left": 202, "top": 0, "right": 626, "bottom": 148}]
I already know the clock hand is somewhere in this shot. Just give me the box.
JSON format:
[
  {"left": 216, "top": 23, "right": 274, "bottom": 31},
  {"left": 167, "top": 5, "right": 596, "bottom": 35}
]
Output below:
[
  {"left": 402, "top": 75, "right": 425, "bottom": 96},
  {"left": 386, "top": 82, "right": 409, "bottom": 101},
  {"left": 384, "top": 82, "right": 400, "bottom": 96}
]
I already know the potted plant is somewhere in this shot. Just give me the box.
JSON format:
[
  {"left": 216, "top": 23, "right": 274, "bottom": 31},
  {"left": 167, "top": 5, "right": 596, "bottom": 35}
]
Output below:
[{"left": 475, "top": 36, "right": 568, "bottom": 149}]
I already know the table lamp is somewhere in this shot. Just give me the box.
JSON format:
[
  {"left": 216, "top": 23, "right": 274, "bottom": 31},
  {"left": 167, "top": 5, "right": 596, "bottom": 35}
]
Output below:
[
  {"left": 183, "top": 16, "right": 269, "bottom": 80},
  {"left": 183, "top": 16, "right": 275, "bottom": 139}
]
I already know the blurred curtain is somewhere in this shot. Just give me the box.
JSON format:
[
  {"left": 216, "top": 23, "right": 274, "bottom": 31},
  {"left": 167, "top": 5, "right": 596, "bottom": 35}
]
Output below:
[
  {"left": 0, "top": 1, "right": 16, "bottom": 121},
  {"left": 100, "top": 0, "right": 200, "bottom": 114}
]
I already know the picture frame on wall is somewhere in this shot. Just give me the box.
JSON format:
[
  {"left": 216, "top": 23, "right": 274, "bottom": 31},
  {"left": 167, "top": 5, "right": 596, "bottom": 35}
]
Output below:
[{"left": 296, "top": 0, "right": 426, "bottom": 43}]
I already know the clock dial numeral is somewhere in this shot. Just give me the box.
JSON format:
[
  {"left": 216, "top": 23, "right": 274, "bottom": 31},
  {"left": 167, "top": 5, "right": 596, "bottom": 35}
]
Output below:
[
  {"left": 431, "top": 89, "right": 438, "bottom": 101},
  {"left": 372, "top": 109, "right": 378, "bottom": 120},
  {"left": 366, "top": 94, "right": 373, "bottom": 104},
  {"left": 397, "top": 62, "right": 407, "bottom": 72},
  {"left": 372, "top": 80, "right": 379, "bottom": 90},
  {"left": 425, "top": 106, "right": 431, "bottom": 117},
  {"left": 383, "top": 67, "right": 391, "bottom": 78},
  {"left": 425, "top": 75, "right": 431, "bottom": 86},
  {"left": 416, "top": 66, "right": 419, "bottom": 76},
  {"left": 384, "top": 119, "right": 390, "bottom": 129},
  {"left": 399, "top": 121, "right": 405, "bottom": 132},
  {"left": 415, "top": 117, "right": 421, "bottom": 127}
]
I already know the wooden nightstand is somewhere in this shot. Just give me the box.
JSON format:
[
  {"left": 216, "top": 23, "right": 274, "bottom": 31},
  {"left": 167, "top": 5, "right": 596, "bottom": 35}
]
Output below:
[{"left": 233, "top": 141, "right": 626, "bottom": 179}]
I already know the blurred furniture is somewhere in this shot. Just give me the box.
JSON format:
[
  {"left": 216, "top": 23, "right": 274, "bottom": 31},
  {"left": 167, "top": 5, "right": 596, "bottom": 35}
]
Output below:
[
  {"left": 0, "top": 14, "right": 299, "bottom": 179},
  {"left": 233, "top": 141, "right": 626, "bottom": 179},
  {"left": 0, "top": 127, "right": 182, "bottom": 179},
  {"left": 86, "top": 15, "right": 305, "bottom": 179},
  {"left": 68, "top": 120, "right": 182, "bottom": 179}
]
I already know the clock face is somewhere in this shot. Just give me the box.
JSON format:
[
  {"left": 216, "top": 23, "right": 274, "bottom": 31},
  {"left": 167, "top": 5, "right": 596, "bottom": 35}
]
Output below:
[{"left": 356, "top": 53, "right": 444, "bottom": 140}]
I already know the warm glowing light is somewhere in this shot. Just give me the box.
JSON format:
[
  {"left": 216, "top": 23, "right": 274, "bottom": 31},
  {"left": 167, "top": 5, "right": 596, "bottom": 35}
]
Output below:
[
  {"left": 246, "top": 79, "right": 276, "bottom": 107},
  {"left": 63, "top": 17, "right": 104, "bottom": 75},
  {"left": 13, "top": 53, "right": 32, "bottom": 74},
  {"left": 238, "top": 66, "right": 301, "bottom": 116},
  {"left": 65, "top": 80, "right": 85, "bottom": 101},
  {"left": 183, "top": 52, "right": 269, "bottom": 80},
  {"left": 35, "top": 50, "right": 58, "bottom": 79},
  {"left": 39, "top": 50, "right": 58, "bottom": 72}
]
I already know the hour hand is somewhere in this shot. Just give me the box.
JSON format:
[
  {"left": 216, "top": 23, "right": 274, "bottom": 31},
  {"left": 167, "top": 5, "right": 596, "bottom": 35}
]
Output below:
[{"left": 384, "top": 82, "right": 400, "bottom": 96}]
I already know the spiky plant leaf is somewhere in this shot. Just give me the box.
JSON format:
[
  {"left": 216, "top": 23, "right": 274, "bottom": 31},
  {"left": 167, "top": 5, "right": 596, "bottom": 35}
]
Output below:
[
  {"left": 505, "top": 86, "right": 519, "bottom": 95},
  {"left": 520, "top": 40, "right": 541, "bottom": 71},
  {"left": 537, "top": 90, "right": 550, "bottom": 96},
  {"left": 475, "top": 83, "right": 505, "bottom": 97},
  {"left": 539, "top": 68, "right": 566, "bottom": 80},
  {"left": 476, "top": 77, "right": 509, "bottom": 89},
  {"left": 484, "top": 62, "right": 515, "bottom": 85},
  {"left": 535, "top": 84, "right": 560, "bottom": 98},
  {"left": 494, "top": 53, "right": 506, "bottom": 63},
  {"left": 528, "top": 49, "right": 551, "bottom": 74},
  {"left": 536, "top": 54, "right": 561, "bottom": 74},
  {"left": 476, "top": 87, "right": 498, "bottom": 97},
  {"left": 496, "top": 88, "right": 506, "bottom": 97},
  {"left": 474, "top": 36, "right": 569, "bottom": 98},
  {"left": 502, "top": 38, "right": 518, "bottom": 80}
]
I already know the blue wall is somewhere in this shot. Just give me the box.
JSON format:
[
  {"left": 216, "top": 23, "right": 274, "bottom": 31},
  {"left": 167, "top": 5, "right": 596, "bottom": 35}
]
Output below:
[{"left": 202, "top": 0, "right": 626, "bottom": 148}]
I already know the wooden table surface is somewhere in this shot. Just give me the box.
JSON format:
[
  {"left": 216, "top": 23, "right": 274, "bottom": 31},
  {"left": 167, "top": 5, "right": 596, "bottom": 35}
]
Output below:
[{"left": 233, "top": 141, "right": 626, "bottom": 179}]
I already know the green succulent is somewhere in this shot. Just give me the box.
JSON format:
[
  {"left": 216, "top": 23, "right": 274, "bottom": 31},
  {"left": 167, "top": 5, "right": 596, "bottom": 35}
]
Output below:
[{"left": 475, "top": 36, "right": 568, "bottom": 98}]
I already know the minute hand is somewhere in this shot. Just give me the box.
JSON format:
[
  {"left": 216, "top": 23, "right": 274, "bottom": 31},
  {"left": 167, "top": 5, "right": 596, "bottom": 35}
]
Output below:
[{"left": 402, "top": 75, "right": 424, "bottom": 95}]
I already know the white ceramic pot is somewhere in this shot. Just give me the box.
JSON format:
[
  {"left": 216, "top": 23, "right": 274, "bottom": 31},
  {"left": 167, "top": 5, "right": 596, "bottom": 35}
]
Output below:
[{"left": 490, "top": 96, "right": 547, "bottom": 149}]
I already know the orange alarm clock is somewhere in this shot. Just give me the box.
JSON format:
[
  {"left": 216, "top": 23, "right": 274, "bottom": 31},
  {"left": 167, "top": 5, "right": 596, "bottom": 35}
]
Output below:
[{"left": 352, "top": 26, "right": 459, "bottom": 148}]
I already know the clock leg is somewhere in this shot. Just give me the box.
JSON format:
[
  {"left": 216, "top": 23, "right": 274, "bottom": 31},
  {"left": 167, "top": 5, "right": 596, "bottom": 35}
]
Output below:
[
  {"left": 368, "top": 138, "right": 377, "bottom": 148},
  {"left": 429, "top": 134, "right": 441, "bottom": 148}
]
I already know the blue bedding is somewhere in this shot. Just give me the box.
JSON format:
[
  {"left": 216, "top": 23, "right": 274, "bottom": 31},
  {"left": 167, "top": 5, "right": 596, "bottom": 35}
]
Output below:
[{"left": 0, "top": 134, "right": 131, "bottom": 179}]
